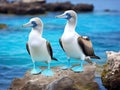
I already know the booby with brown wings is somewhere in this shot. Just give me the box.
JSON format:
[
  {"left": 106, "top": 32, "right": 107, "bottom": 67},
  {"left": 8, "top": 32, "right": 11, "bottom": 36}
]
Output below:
[
  {"left": 56, "top": 10, "right": 100, "bottom": 72},
  {"left": 23, "top": 17, "right": 57, "bottom": 76}
]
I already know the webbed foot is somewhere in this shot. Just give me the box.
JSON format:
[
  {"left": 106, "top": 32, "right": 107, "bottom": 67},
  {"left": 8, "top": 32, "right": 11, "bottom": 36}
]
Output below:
[
  {"left": 31, "top": 67, "right": 42, "bottom": 75},
  {"left": 71, "top": 66, "right": 84, "bottom": 72},
  {"left": 61, "top": 65, "right": 72, "bottom": 70},
  {"left": 42, "top": 69, "right": 54, "bottom": 76}
]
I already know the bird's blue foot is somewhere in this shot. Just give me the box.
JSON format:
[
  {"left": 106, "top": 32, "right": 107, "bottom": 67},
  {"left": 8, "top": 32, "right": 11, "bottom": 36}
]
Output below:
[
  {"left": 61, "top": 65, "right": 72, "bottom": 70},
  {"left": 42, "top": 69, "right": 54, "bottom": 76},
  {"left": 71, "top": 66, "right": 84, "bottom": 72},
  {"left": 61, "top": 60, "right": 71, "bottom": 70},
  {"left": 31, "top": 67, "right": 42, "bottom": 75}
]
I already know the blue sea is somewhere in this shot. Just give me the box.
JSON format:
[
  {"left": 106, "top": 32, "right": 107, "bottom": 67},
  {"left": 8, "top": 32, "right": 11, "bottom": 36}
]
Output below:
[{"left": 0, "top": 11, "right": 120, "bottom": 90}]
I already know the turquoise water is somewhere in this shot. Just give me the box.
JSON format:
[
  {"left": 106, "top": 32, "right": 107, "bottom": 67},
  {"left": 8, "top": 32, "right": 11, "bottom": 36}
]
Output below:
[{"left": 0, "top": 11, "right": 120, "bottom": 90}]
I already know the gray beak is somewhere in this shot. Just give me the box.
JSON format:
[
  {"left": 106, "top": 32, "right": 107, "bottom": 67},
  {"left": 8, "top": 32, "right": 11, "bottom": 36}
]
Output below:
[
  {"left": 22, "top": 22, "right": 32, "bottom": 27},
  {"left": 56, "top": 14, "right": 67, "bottom": 19}
]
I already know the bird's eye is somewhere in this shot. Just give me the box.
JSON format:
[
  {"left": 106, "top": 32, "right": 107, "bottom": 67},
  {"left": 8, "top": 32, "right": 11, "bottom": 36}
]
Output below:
[
  {"left": 31, "top": 21, "right": 37, "bottom": 27},
  {"left": 66, "top": 13, "right": 72, "bottom": 20}
]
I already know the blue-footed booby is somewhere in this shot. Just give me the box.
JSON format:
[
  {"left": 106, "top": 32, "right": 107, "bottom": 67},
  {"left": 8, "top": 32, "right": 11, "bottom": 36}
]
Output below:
[
  {"left": 23, "top": 17, "right": 57, "bottom": 76},
  {"left": 56, "top": 10, "right": 100, "bottom": 72}
]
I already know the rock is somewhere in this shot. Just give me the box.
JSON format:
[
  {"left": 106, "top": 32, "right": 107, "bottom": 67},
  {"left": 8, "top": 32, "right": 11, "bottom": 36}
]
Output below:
[
  {"left": 73, "top": 3, "right": 94, "bottom": 12},
  {"left": 8, "top": 64, "right": 98, "bottom": 90},
  {"left": 45, "top": 2, "right": 74, "bottom": 12},
  {"left": 0, "top": 0, "right": 8, "bottom": 3},
  {"left": 104, "top": 9, "right": 119, "bottom": 13},
  {"left": 21, "top": 0, "right": 46, "bottom": 3},
  {"left": 0, "top": 2, "right": 46, "bottom": 15},
  {"left": 0, "top": 2, "right": 94, "bottom": 15},
  {"left": 101, "top": 51, "right": 120, "bottom": 90},
  {"left": 0, "top": 24, "right": 7, "bottom": 29},
  {"left": 46, "top": 77, "right": 74, "bottom": 90},
  {"left": 104, "top": 9, "right": 111, "bottom": 12}
]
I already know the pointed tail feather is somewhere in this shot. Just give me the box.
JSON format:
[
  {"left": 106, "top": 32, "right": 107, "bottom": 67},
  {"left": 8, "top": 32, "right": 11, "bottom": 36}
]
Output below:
[
  {"left": 52, "top": 57, "right": 58, "bottom": 61},
  {"left": 90, "top": 55, "right": 100, "bottom": 59}
]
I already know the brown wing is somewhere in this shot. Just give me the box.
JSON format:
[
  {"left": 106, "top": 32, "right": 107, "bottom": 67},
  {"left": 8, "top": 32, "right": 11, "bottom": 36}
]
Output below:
[
  {"left": 46, "top": 41, "right": 57, "bottom": 61},
  {"left": 59, "top": 38, "right": 65, "bottom": 52},
  {"left": 77, "top": 36, "right": 100, "bottom": 59},
  {"left": 26, "top": 42, "right": 30, "bottom": 55}
]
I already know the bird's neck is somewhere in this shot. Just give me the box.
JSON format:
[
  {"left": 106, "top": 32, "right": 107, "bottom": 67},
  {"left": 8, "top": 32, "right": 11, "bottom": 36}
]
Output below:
[
  {"left": 64, "top": 18, "right": 77, "bottom": 33},
  {"left": 32, "top": 27, "right": 43, "bottom": 36}
]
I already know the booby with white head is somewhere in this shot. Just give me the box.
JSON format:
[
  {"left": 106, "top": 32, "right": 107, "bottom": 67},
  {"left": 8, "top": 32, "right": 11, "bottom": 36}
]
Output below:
[
  {"left": 56, "top": 10, "right": 100, "bottom": 72},
  {"left": 23, "top": 17, "right": 57, "bottom": 76}
]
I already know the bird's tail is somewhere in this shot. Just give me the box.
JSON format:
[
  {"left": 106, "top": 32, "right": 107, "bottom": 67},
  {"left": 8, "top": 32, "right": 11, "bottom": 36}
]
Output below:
[
  {"left": 52, "top": 57, "right": 58, "bottom": 61},
  {"left": 90, "top": 55, "right": 100, "bottom": 59}
]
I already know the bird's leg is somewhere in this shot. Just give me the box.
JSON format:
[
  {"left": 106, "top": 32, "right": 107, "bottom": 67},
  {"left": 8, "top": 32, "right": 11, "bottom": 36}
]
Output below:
[
  {"left": 31, "top": 61, "right": 42, "bottom": 75},
  {"left": 85, "top": 56, "right": 93, "bottom": 64},
  {"left": 61, "top": 57, "right": 72, "bottom": 70},
  {"left": 71, "top": 60, "right": 84, "bottom": 72},
  {"left": 42, "top": 62, "right": 54, "bottom": 76}
]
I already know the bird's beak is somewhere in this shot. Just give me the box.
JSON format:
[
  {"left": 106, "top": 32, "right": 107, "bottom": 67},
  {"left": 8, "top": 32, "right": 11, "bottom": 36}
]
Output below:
[
  {"left": 56, "top": 13, "right": 67, "bottom": 19},
  {"left": 22, "top": 22, "right": 32, "bottom": 27}
]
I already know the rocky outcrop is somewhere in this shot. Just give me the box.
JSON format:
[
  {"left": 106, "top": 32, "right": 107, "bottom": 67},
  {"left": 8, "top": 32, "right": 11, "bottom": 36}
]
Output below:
[
  {"left": 0, "top": 24, "right": 7, "bottom": 29},
  {"left": 0, "top": 0, "right": 8, "bottom": 3},
  {"left": 21, "top": 0, "right": 46, "bottom": 3},
  {"left": 0, "top": 2, "right": 46, "bottom": 15},
  {"left": 101, "top": 51, "right": 120, "bottom": 90},
  {"left": 45, "top": 2, "right": 74, "bottom": 12},
  {"left": 73, "top": 3, "right": 94, "bottom": 12},
  {"left": 45, "top": 2, "right": 94, "bottom": 12},
  {"left": 0, "top": 2, "right": 94, "bottom": 15},
  {"left": 8, "top": 64, "right": 98, "bottom": 90}
]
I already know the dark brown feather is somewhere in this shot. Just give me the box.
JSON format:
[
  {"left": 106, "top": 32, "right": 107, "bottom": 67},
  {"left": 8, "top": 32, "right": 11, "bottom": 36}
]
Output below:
[
  {"left": 46, "top": 41, "right": 57, "bottom": 61},
  {"left": 26, "top": 42, "right": 30, "bottom": 55},
  {"left": 77, "top": 36, "right": 100, "bottom": 59},
  {"left": 59, "top": 38, "right": 65, "bottom": 52}
]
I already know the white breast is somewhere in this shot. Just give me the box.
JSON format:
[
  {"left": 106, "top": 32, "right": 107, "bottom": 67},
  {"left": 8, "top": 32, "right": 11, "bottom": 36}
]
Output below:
[
  {"left": 61, "top": 32, "right": 85, "bottom": 60},
  {"left": 28, "top": 30, "right": 51, "bottom": 62}
]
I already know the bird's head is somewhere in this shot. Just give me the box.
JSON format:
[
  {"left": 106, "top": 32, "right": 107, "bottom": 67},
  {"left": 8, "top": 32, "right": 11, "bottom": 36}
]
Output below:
[
  {"left": 22, "top": 17, "right": 43, "bottom": 29},
  {"left": 56, "top": 10, "right": 77, "bottom": 20}
]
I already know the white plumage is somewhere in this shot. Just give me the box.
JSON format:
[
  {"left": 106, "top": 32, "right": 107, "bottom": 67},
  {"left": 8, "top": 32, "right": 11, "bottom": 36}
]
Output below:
[
  {"left": 56, "top": 10, "right": 100, "bottom": 72},
  {"left": 23, "top": 17, "right": 57, "bottom": 76},
  {"left": 61, "top": 26, "right": 85, "bottom": 60},
  {"left": 28, "top": 30, "right": 51, "bottom": 62}
]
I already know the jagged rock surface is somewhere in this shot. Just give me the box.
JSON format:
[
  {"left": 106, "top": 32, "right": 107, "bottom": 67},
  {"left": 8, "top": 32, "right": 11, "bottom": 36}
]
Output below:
[
  {"left": 101, "top": 51, "right": 120, "bottom": 90},
  {"left": 9, "top": 64, "right": 98, "bottom": 90}
]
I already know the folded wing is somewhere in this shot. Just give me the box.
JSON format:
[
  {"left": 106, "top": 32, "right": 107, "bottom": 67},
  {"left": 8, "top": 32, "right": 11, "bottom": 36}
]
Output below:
[{"left": 77, "top": 36, "right": 100, "bottom": 59}]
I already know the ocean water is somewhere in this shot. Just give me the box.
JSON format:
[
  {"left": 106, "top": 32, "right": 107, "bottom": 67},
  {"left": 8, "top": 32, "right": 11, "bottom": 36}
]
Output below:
[{"left": 0, "top": 11, "right": 120, "bottom": 90}]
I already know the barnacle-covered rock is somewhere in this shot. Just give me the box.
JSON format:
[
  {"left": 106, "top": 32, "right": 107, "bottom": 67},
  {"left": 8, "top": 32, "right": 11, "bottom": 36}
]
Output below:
[{"left": 101, "top": 51, "right": 120, "bottom": 90}]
